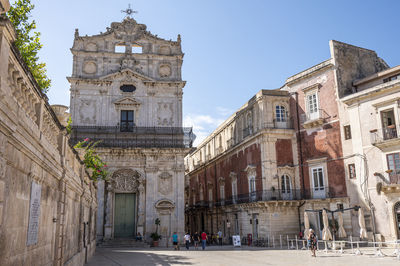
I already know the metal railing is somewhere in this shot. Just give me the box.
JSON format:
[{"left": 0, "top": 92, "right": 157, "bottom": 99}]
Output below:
[
  {"left": 389, "top": 173, "right": 400, "bottom": 184},
  {"left": 300, "top": 108, "right": 329, "bottom": 123},
  {"left": 69, "top": 125, "right": 194, "bottom": 148},
  {"left": 370, "top": 125, "right": 399, "bottom": 144},
  {"left": 262, "top": 118, "right": 294, "bottom": 130},
  {"left": 189, "top": 187, "right": 344, "bottom": 208}
]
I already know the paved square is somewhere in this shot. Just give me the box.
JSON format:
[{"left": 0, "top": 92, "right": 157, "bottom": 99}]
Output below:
[{"left": 87, "top": 246, "right": 399, "bottom": 266}]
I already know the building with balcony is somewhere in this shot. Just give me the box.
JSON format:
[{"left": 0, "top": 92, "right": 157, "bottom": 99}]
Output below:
[
  {"left": 184, "top": 88, "right": 352, "bottom": 242},
  {"left": 68, "top": 17, "right": 193, "bottom": 246},
  {"left": 341, "top": 64, "right": 400, "bottom": 241},
  {"left": 184, "top": 41, "right": 398, "bottom": 243}
]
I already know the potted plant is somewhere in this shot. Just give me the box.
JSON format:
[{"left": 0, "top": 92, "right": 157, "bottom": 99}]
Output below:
[
  {"left": 151, "top": 218, "right": 161, "bottom": 247},
  {"left": 150, "top": 232, "right": 161, "bottom": 247}
]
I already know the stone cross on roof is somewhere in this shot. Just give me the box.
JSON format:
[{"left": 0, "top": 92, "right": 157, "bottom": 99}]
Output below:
[{"left": 121, "top": 4, "right": 137, "bottom": 18}]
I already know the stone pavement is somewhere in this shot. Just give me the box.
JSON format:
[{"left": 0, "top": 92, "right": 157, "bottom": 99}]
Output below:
[{"left": 86, "top": 245, "right": 400, "bottom": 266}]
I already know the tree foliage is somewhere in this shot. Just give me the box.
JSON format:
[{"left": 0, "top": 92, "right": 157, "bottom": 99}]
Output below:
[
  {"left": 74, "top": 138, "right": 108, "bottom": 181},
  {"left": 7, "top": 0, "right": 51, "bottom": 93}
]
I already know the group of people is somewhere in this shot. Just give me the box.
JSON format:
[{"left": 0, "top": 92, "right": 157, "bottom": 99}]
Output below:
[{"left": 171, "top": 230, "right": 223, "bottom": 250}]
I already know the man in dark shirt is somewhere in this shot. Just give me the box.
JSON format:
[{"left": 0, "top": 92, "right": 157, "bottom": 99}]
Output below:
[{"left": 193, "top": 232, "right": 200, "bottom": 250}]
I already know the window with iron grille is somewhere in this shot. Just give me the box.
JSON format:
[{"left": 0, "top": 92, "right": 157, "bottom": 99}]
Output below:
[
  {"left": 348, "top": 163, "right": 356, "bottom": 179},
  {"left": 344, "top": 125, "right": 352, "bottom": 140}
]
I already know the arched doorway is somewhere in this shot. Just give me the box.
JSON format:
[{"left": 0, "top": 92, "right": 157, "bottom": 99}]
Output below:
[{"left": 395, "top": 202, "right": 400, "bottom": 239}]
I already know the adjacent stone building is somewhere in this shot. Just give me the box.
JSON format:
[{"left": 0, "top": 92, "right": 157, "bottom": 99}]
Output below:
[
  {"left": 185, "top": 90, "right": 301, "bottom": 240},
  {"left": 185, "top": 40, "right": 396, "bottom": 242},
  {"left": 68, "top": 17, "right": 193, "bottom": 246},
  {"left": 0, "top": 7, "right": 97, "bottom": 266},
  {"left": 340, "top": 64, "right": 400, "bottom": 241}
]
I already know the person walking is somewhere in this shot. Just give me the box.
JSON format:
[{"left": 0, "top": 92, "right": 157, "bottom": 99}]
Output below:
[
  {"left": 184, "top": 232, "right": 191, "bottom": 250},
  {"left": 193, "top": 232, "right": 200, "bottom": 250},
  {"left": 217, "top": 230, "right": 223, "bottom": 246},
  {"left": 201, "top": 231, "right": 208, "bottom": 250},
  {"left": 308, "top": 229, "right": 317, "bottom": 257},
  {"left": 172, "top": 232, "right": 179, "bottom": 250}
]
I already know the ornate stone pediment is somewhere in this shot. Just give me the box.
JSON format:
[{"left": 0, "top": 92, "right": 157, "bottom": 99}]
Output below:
[
  {"left": 244, "top": 165, "right": 257, "bottom": 177},
  {"left": 155, "top": 199, "right": 175, "bottom": 210},
  {"left": 111, "top": 169, "right": 141, "bottom": 192},
  {"left": 158, "top": 172, "right": 172, "bottom": 195},
  {"left": 113, "top": 96, "right": 141, "bottom": 108},
  {"left": 110, "top": 17, "right": 147, "bottom": 40},
  {"left": 100, "top": 69, "right": 155, "bottom": 82}
]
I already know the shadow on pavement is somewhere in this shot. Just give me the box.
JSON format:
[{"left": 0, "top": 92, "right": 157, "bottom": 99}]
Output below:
[{"left": 87, "top": 248, "right": 193, "bottom": 266}]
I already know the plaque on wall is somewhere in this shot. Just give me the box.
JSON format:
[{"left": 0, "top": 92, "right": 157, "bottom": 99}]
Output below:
[{"left": 26, "top": 181, "right": 41, "bottom": 246}]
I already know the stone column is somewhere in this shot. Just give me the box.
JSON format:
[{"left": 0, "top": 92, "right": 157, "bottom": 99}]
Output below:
[
  {"left": 96, "top": 180, "right": 105, "bottom": 241},
  {"left": 104, "top": 182, "right": 114, "bottom": 239},
  {"left": 260, "top": 136, "right": 277, "bottom": 194},
  {"left": 137, "top": 180, "right": 146, "bottom": 235}
]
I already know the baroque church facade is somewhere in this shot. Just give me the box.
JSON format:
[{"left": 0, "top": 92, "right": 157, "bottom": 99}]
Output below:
[{"left": 68, "top": 17, "right": 193, "bottom": 245}]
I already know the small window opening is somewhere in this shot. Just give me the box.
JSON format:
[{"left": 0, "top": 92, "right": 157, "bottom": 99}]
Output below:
[
  {"left": 115, "top": 44, "right": 125, "bottom": 53},
  {"left": 132, "top": 44, "right": 142, "bottom": 53}
]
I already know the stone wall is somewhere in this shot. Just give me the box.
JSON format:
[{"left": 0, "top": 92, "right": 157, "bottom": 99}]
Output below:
[
  {"left": 330, "top": 40, "right": 389, "bottom": 98},
  {"left": 0, "top": 16, "right": 97, "bottom": 266}
]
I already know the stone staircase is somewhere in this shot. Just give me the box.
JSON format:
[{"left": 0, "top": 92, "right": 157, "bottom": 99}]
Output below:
[{"left": 98, "top": 238, "right": 150, "bottom": 248}]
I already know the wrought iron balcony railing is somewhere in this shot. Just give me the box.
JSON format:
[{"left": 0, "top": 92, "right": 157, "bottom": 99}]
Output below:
[
  {"left": 188, "top": 187, "right": 344, "bottom": 209},
  {"left": 389, "top": 173, "right": 400, "bottom": 185},
  {"left": 69, "top": 125, "right": 195, "bottom": 148},
  {"left": 370, "top": 125, "right": 399, "bottom": 145}
]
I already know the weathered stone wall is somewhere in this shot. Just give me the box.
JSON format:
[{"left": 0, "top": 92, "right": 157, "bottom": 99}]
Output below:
[
  {"left": 68, "top": 17, "right": 185, "bottom": 128},
  {"left": 330, "top": 40, "right": 389, "bottom": 98},
  {"left": 0, "top": 16, "right": 97, "bottom": 266}
]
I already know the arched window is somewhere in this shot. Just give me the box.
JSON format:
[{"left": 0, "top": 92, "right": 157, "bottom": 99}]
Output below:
[{"left": 276, "top": 105, "right": 287, "bottom": 122}]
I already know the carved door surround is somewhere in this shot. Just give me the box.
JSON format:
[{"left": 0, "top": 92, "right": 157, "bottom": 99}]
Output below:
[{"left": 106, "top": 169, "right": 146, "bottom": 239}]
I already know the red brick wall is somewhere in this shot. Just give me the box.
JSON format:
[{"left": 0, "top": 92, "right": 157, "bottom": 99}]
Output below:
[
  {"left": 276, "top": 139, "right": 293, "bottom": 166},
  {"left": 289, "top": 69, "right": 347, "bottom": 198},
  {"left": 189, "top": 142, "right": 262, "bottom": 204}
]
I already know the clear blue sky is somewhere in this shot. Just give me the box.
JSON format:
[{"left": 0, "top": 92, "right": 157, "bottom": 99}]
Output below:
[{"left": 18, "top": 0, "right": 400, "bottom": 145}]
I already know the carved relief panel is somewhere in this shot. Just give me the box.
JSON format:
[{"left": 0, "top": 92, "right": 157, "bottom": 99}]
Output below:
[
  {"left": 159, "top": 64, "right": 171, "bottom": 78},
  {"left": 83, "top": 61, "right": 97, "bottom": 74},
  {"left": 112, "top": 169, "right": 141, "bottom": 192},
  {"left": 77, "top": 98, "right": 97, "bottom": 124},
  {"left": 158, "top": 172, "right": 172, "bottom": 195},
  {"left": 157, "top": 102, "right": 173, "bottom": 126}
]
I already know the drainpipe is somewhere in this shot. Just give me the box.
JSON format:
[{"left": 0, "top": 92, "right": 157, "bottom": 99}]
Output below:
[{"left": 297, "top": 201, "right": 306, "bottom": 232}]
